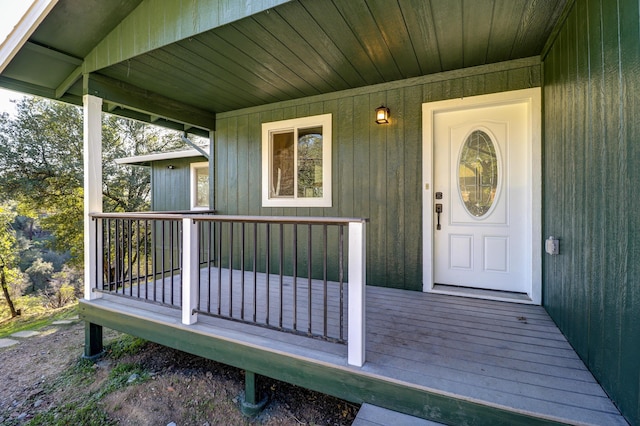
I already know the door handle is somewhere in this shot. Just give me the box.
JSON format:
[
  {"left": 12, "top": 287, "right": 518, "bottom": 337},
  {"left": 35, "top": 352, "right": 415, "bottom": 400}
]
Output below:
[{"left": 435, "top": 203, "right": 443, "bottom": 230}]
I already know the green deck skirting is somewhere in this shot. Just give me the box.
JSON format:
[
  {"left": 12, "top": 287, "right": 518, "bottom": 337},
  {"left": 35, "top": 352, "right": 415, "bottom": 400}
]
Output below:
[{"left": 79, "top": 300, "right": 562, "bottom": 425}]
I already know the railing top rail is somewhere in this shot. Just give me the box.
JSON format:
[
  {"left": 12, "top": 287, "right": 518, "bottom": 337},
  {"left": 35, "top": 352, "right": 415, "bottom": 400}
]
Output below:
[{"left": 90, "top": 212, "right": 369, "bottom": 225}]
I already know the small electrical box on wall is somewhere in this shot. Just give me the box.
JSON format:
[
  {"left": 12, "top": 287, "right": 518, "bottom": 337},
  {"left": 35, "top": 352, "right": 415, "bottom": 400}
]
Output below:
[{"left": 545, "top": 236, "right": 560, "bottom": 255}]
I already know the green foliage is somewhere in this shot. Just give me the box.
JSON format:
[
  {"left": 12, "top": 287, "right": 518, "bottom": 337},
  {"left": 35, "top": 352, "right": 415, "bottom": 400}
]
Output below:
[
  {"left": 0, "top": 205, "right": 18, "bottom": 266},
  {"left": 15, "top": 294, "right": 48, "bottom": 314},
  {"left": 101, "top": 363, "right": 149, "bottom": 396},
  {"left": 0, "top": 97, "right": 186, "bottom": 267},
  {"left": 104, "top": 333, "right": 147, "bottom": 359},
  {"left": 25, "top": 257, "right": 54, "bottom": 291},
  {"left": 25, "top": 400, "right": 115, "bottom": 426}
]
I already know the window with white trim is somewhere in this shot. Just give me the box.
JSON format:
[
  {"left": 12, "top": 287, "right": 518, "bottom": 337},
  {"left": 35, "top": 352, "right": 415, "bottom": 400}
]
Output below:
[
  {"left": 262, "top": 114, "right": 332, "bottom": 207},
  {"left": 190, "top": 162, "right": 210, "bottom": 210}
]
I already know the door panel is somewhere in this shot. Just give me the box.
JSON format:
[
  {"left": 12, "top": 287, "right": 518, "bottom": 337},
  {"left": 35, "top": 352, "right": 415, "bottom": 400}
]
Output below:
[{"left": 423, "top": 90, "right": 541, "bottom": 299}]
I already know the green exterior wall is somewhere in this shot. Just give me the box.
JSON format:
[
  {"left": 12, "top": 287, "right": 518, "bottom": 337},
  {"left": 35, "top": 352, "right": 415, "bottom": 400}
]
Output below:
[
  {"left": 214, "top": 59, "right": 541, "bottom": 291},
  {"left": 542, "top": 0, "right": 640, "bottom": 424},
  {"left": 151, "top": 157, "right": 206, "bottom": 211}
]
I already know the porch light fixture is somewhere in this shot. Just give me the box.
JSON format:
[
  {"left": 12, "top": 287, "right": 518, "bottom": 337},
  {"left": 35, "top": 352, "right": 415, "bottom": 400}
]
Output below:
[{"left": 375, "top": 105, "right": 390, "bottom": 124}]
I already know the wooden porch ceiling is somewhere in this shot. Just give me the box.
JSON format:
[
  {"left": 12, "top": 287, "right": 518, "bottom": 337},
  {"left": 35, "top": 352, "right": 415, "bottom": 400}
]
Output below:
[{"left": 0, "top": 0, "right": 568, "bottom": 132}]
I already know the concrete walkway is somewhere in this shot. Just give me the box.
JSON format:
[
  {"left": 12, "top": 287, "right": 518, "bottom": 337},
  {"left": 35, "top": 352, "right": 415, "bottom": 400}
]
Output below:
[{"left": 0, "top": 316, "right": 79, "bottom": 349}]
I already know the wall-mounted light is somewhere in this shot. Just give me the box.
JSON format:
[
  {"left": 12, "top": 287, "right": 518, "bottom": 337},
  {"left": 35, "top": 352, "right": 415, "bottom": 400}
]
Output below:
[
  {"left": 167, "top": 165, "right": 175, "bottom": 169},
  {"left": 375, "top": 105, "right": 390, "bottom": 124}
]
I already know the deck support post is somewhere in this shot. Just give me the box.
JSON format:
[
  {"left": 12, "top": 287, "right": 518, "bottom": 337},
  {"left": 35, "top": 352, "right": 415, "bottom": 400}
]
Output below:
[
  {"left": 245, "top": 370, "right": 258, "bottom": 405},
  {"left": 182, "top": 217, "right": 199, "bottom": 324},
  {"left": 240, "top": 370, "right": 267, "bottom": 417},
  {"left": 83, "top": 94, "right": 103, "bottom": 301},
  {"left": 83, "top": 322, "right": 104, "bottom": 360},
  {"left": 348, "top": 221, "right": 366, "bottom": 367}
]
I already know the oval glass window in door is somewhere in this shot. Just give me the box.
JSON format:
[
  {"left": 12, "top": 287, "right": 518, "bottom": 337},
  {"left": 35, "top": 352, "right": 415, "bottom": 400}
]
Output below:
[{"left": 458, "top": 130, "right": 499, "bottom": 217}]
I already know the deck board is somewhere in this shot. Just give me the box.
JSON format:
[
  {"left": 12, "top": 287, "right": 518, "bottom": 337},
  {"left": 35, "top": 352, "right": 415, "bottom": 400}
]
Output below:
[{"left": 89, "top": 275, "right": 626, "bottom": 425}]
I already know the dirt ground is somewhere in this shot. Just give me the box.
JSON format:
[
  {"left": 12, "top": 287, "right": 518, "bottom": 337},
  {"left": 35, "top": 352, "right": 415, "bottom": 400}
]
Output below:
[{"left": 0, "top": 321, "right": 359, "bottom": 425}]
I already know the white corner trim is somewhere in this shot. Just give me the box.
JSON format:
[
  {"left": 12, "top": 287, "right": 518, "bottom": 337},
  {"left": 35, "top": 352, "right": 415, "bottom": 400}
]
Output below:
[
  {"left": 190, "top": 161, "right": 210, "bottom": 210},
  {"left": 0, "top": 0, "right": 59, "bottom": 74}
]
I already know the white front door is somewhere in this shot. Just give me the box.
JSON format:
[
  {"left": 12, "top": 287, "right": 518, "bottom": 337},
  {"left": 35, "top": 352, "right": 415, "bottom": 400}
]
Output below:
[{"left": 422, "top": 89, "right": 541, "bottom": 304}]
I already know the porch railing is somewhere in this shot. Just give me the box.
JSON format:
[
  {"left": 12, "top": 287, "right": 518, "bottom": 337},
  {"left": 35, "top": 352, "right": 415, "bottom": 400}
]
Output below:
[{"left": 88, "top": 212, "right": 368, "bottom": 367}]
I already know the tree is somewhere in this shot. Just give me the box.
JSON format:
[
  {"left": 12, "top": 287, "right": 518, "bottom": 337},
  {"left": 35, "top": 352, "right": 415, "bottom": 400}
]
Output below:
[
  {"left": 26, "top": 257, "right": 54, "bottom": 292},
  {"left": 0, "top": 97, "right": 186, "bottom": 266},
  {"left": 0, "top": 207, "right": 20, "bottom": 317}
]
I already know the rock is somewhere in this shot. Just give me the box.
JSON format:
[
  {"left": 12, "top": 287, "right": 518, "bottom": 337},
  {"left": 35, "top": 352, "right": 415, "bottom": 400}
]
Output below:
[
  {"left": 167, "top": 422, "right": 177, "bottom": 426},
  {"left": 17, "top": 413, "right": 27, "bottom": 420},
  {"left": 127, "top": 373, "right": 139, "bottom": 384},
  {"left": 33, "top": 399, "right": 43, "bottom": 408}
]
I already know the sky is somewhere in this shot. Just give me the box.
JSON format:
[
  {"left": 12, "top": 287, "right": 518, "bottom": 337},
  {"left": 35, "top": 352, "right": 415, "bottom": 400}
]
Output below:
[{"left": 0, "top": 0, "right": 35, "bottom": 115}]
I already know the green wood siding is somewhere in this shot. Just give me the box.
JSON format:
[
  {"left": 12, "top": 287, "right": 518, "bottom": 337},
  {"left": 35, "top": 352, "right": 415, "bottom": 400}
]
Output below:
[
  {"left": 151, "top": 158, "right": 203, "bottom": 211},
  {"left": 215, "top": 60, "right": 541, "bottom": 291},
  {"left": 542, "top": 0, "right": 640, "bottom": 424}
]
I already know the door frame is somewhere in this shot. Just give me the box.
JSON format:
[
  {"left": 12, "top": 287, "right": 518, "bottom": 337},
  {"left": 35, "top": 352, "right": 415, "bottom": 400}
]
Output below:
[{"left": 422, "top": 88, "right": 542, "bottom": 304}]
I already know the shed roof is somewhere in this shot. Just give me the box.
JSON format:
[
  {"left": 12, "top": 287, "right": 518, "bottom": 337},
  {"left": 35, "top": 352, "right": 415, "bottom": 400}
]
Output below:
[{"left": 116, "top": 149, "right": 207, "bottom": 166}]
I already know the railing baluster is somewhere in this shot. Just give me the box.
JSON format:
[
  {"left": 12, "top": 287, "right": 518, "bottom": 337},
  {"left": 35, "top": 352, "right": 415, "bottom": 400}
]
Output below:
[
  {"left": 307, "top": 224, "right": 312, "bottom": 335},
  {"left": 161, "top": 220, "right": 166, "bottom": 304},
  {"left": 105, "top": 219, "right": 111, "bottom": 290},
  {"left": 252, "top": 222, "right": 257, "bottom": 323},
  {"left": 293, "top": 224, "right": 298, "bottom": 332},
  {"left": 323, "top": 224, "right": 328, "bottom": 338},
  {"left": 240, "top": 223, "right": 245, "bottom": 320},
  {"left": 136, "top": 220, "right": 141, "bottom": 298},
  {"left": 279, "top": 223, "right": 284, "bottom": 329},
  {"left": 217, "top": 221, "right": 222, "bottom": 315},
  {"left": 152, "top": 220, "right": 157, "bottom": 302},
  {"left": 265, "top": 223, "right": 270, "bottom": 325},
  {"left": 128, "top": 219, "right": 133, "bottom": 297},
  {"left": 95, "top": 218, "right": 99, "bottom": 291},
  {"left": 145, "top": 219, "right": 149, "bottom": 300},
  {"left": 228, "top": 221, "right": 233, "bottom": 317},
  {"left": 206, "top": 221, "right": 212, "bottom": 313},
  {"left": 114, "top": 219, "right": 119, "bottom": 291},
  {"left": 178, "top": 219, "right": 183, "bottom": 308},
  {"left": 170, "top": 219, "right": 175, "bottom": 306},
  {"left": 339, "top": 225, "right": 344, "bottom": 342}
]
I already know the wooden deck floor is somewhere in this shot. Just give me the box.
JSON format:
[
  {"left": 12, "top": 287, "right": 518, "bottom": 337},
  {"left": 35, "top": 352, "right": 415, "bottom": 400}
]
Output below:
[{"left": 84, "top": 278, "right": 626, "bottom": 425}]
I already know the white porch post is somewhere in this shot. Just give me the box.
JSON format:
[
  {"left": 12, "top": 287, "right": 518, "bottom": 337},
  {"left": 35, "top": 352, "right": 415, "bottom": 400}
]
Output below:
[
  {"left": 83, "top": 94, "right": 103, "bottom": 300},
  {"left": 348, "top": 221, "right": 366, "bottom": 367},
  {"left": 182, "top": 217, "right": 199, "bottom": 324}
]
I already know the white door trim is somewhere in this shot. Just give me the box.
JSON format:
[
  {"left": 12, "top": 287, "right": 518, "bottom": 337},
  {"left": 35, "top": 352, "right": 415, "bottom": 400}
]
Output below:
[{"left": 422, "top": 88, "right": 542, "bottom": 304}]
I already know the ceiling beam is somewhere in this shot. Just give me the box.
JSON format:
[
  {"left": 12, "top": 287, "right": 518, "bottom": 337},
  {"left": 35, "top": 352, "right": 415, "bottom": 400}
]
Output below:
[
  {"left": 24, "top": 41, "right": 82, "bottom": 66},
  {"left": 107, "top": 107, "right": 210, "bottom": 138},
  {"left": 84, "top": 73, "right": 216, "bottom": 131},
  {"left": 83, "top": 0, "right": 294, "bottom": 73},
  {"left": 55, "top": 65, "right": 82, "bottom": 99},
  {"left": 0, "top": 74, "right": 80, "bottom": 105}
]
